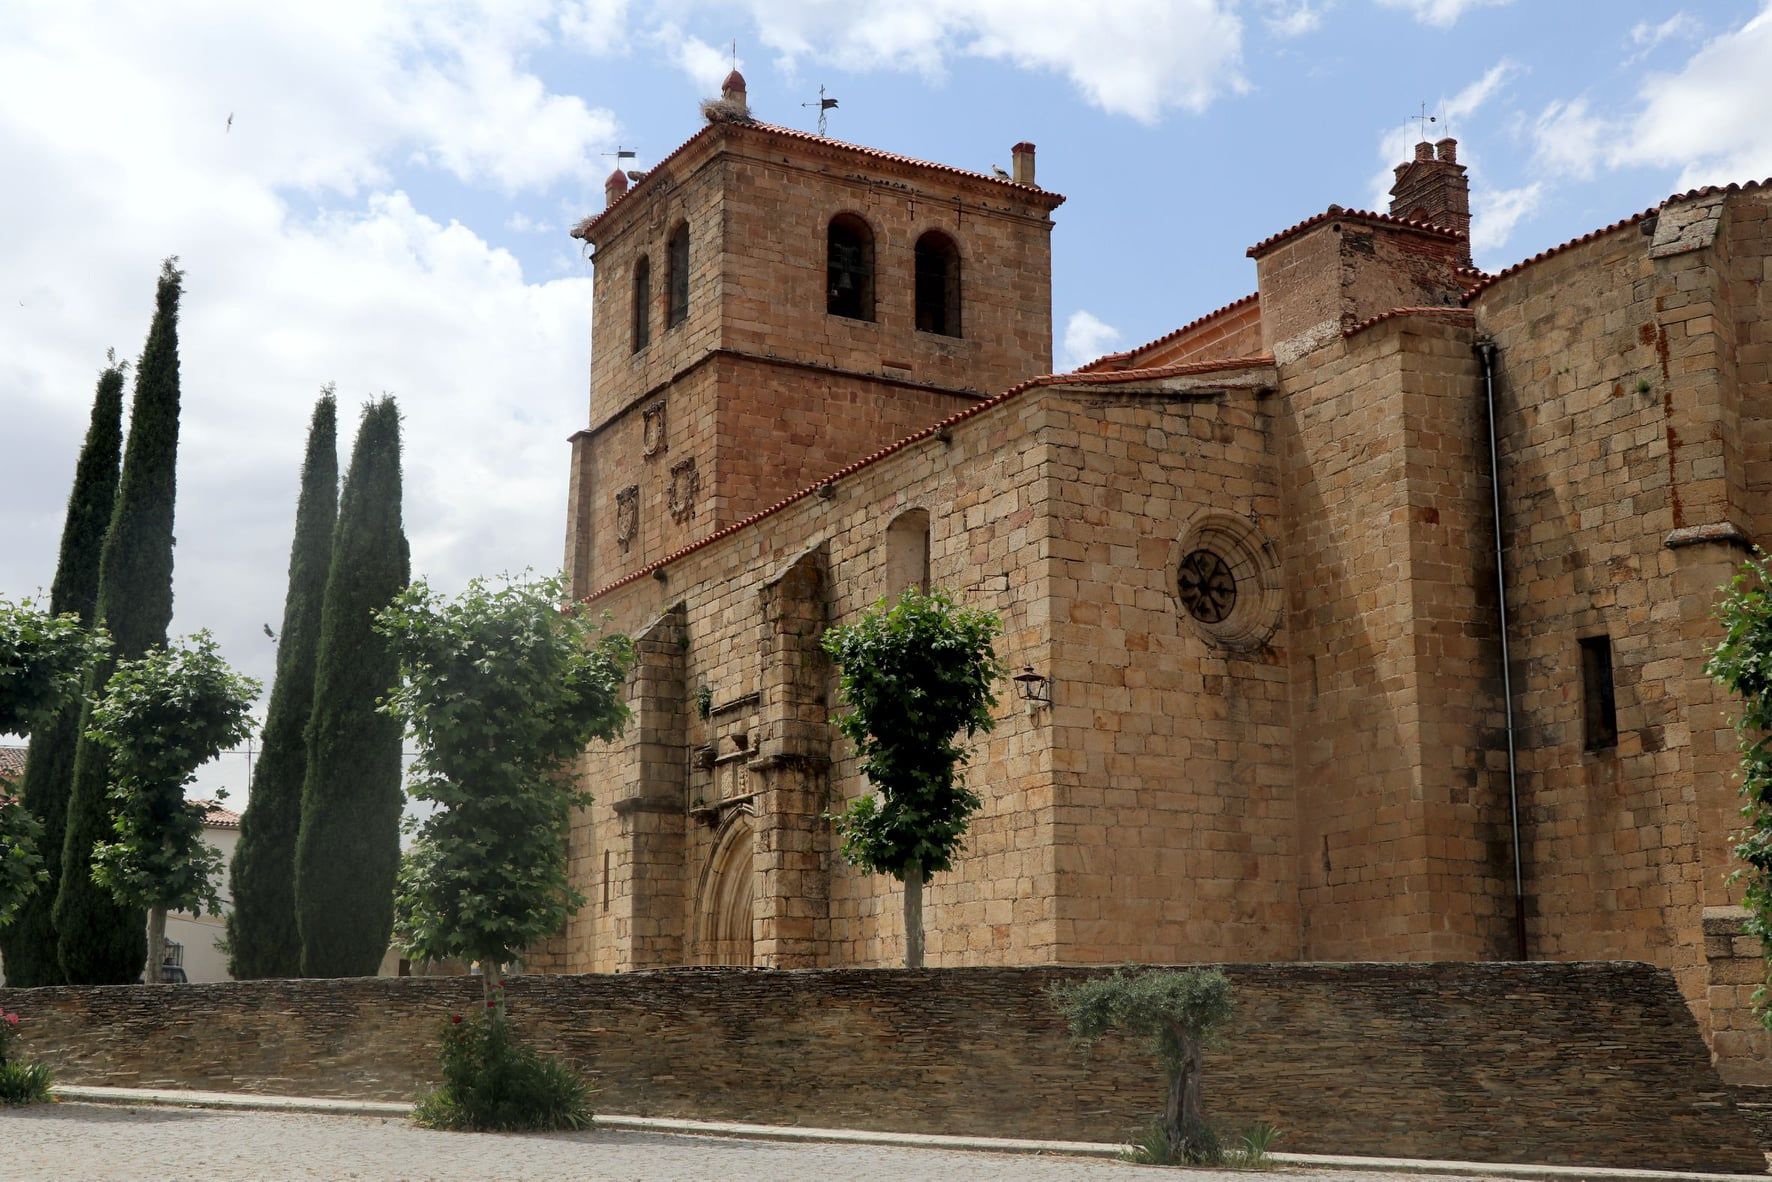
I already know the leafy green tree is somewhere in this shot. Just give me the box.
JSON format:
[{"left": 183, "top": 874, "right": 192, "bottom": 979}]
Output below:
[
  {"left": 0, "top": 599, "right": 105, "bottom": 738},
  {"left": 0, "top": 802, "right": 48, "bottom": 934},
  {"left": 0, "top": 599, "right": 105, "bottom": 946},
  {"left": 821, "top": 588, "right": 1002, "bottom": 968},
  {"left": 3, "top": 358, "right": 126, "bottom": 985},
  {"left": 58, "top": 258, "right": 187, "bottom": 984},
  {"left": 295, "top": 397, "right": 408, "bottom": 977},
  {"left": 1052, "top": 967, "right": 1236, "bottom": 1164},
  {"left": 229, "top": 391, "right": 338, "bottom": 978},
  {"left": 1708, "top": 552, "right": 1772, "bottom": 1024},
  {"left": 381, "top": 573, "right": 632, "bottom": 1007},
  {"left": 86, "top": 633, "right": 259, "bottom": 982}
]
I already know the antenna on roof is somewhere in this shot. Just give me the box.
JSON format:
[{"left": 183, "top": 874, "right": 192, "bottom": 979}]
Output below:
[
  {"left": 1413, "top": 102, "right": 1438, "bottom": 141},
  {"left": 802, "top": 85, "right": 838, "bottom": 137}
]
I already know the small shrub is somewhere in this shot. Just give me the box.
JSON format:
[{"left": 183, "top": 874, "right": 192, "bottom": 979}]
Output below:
[
  {"left": 1229, "top": 1120, "right": 1283, "bottom": 1168},
  {"left": 0, "top": 1006, "right": 53, "bottom": 1106},
  {"left": 412, "top": 1012, "right": 592, "bottom": 1132},
  {"left": 1121, "top": 1115, "right": 1222, "bottom": 1166},
  {"left": 0, "top": 1061, "right": 52, "bottom": 1106}
]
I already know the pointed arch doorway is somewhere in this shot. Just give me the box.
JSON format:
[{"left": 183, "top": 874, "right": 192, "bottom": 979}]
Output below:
[{"left": 693, "top": 811, "right": 755, "bottom": 966}]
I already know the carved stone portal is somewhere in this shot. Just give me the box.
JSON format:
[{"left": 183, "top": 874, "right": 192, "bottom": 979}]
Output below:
[
  {"left": 669, "top": 458, "right": 700, "bottom": 523},
  {"left": 615, "top": 485, "right": 639, "bottom": 552}
]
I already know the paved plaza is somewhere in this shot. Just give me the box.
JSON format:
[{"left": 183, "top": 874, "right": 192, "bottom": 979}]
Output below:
[{"left": 0, "top": 1103, "right": 1498, "bottom": 1181}]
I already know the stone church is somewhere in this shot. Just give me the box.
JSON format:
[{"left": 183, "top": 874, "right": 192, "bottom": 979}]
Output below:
[{"left": 532, "top": 72, "right": 1772, "bottom": 1081}]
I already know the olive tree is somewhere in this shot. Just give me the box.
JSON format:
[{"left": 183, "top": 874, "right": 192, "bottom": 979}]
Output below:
[
  {"left": 86, "top": 632, "right": 259, "bottom": 982},
  {"left": 1052, "top": 967, "right": 1235, "bottom": 1164},
  {"left": 379, "top": 573, "right": 632, "bottom": 1012},
  {"left": 822, "top": 589, "right": 1001, "bottom": 968}
]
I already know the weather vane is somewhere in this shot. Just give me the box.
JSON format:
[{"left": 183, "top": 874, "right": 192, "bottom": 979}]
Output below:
[
  {"left": 1414, "top": 102, "right": 1438, "bottom": 141},
  {"left": 803, "top": 85, "right": 838, "bottom": 136}
]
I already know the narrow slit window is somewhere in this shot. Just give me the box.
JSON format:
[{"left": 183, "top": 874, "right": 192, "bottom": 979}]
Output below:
[
  {"left": 667, "top": 223, "right": 690, "bottom": 328},
  {"left": 1579, "top": 635, "right": 1618, "bottom": 752},
  {"left": 631, "top": 255, "right": 651, "bottom": 353},
  {"left": 914, "top": 231, "right": 961, "bottom": 337},
  {"left": 827, "top": 214, "right": 875, "bottom": 321},
  {"left": 602, "top": 849, "right": 611, "bottom": 908},
  {"left": 885, "top": 509, "right": 931, "bottom": 596}
]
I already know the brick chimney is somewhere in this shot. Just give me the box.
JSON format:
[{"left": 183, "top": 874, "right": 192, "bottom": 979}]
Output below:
[
  {"left": 604, "top": 166, "right": 629, "bottom": 208},
  {"left": 1389, "top": 136, "right": 1470, "bottom": 265},
  {"left": 1012, "top": 141, "right": 1036, "bottom": 186}
]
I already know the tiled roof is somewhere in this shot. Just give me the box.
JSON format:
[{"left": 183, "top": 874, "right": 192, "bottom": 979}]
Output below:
[
  {"left": 574, "top": 119, "right": 1064, "bottom": 241},
  {"left": 1343, "top": 306, "right": 1475, "bottom": 339},
  {"left": 584, "top": 354, "right": 1276, "bottom": 602},
  {"left": 1247, "top": 205, "right": 1465, "bottom": 258},
  {"left": 0, "top": 745, "right": 26, "bottom": 784},
  {"left": 1075, "top": 293, "right": 1259, "bottom": 373},
  {"left": 189, "top": 799, "right": 241, "bottom": 829},
  {"left": 1463, "top": 176, "right": 1772, "bottom": 303}
]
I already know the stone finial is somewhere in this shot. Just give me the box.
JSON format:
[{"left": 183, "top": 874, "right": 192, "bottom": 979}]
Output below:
[
  {"left": 702, "top": 68, "right": 751, "bottom": 123},
  {"left": 1011, "top": 141, "right": 1037, "bottom": 186},
  {"left": 605, "top": 166, "right": 630, "bottom": 207}
]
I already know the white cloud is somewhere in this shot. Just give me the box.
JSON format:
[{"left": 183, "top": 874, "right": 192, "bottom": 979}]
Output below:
[
  {"left": 1627, "top": 13, "right": 1701, "bottom": 62},
  {"left": 659, "top": 28, "right": 742, "bottom": 93},
  {"left": 1470, "top": 182, "right": 1543, "bottom": 255},
  {"left": 1061, "top": 310, "right": 1123, "bottom": 370},
  {"left": 0, "top": 1, "right": 600, "bottom": 777},
  {"left": 727, "top": 0, "right": 1247, "bottom": 122},
  {"left": 1611, "top": 6, "right": 1772, "bottom": 189},
  {"left": 1375, "top": 0, "right": 1513, "bottom": 27},
  {"left": 1262, "top": 1, "right": 1328, "bottom": 38},
  {"left": 1444, "top": 60, "right": 1519, "bottom": 122},
  {"left": 1530, "top": 97, "right": 1608, "bottom": 181}
]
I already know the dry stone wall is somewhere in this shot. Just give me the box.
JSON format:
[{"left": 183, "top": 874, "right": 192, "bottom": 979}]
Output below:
[{"left": 2, "top": 962, "right": 1761, "bottom": 1173}]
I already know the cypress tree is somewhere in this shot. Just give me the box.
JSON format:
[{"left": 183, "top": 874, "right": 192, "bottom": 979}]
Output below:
[
  {"left": 0, "top": 358, "right": 125, "bottom": 986},
  {"left": 295, "top": 397, "right": 407, "bottom": 977},
  {"left": 56, "top": 259, "right": 185, "bottom": 984},
  {"left": 227, "top": 391, "right": 338, "bottom": 978}
]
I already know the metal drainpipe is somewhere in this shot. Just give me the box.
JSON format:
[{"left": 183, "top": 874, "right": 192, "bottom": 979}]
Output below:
[{"left": 1478, "top": 339, "right": 1528, "bottom": 961}]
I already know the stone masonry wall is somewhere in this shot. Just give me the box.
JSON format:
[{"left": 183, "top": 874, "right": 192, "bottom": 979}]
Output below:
[
  {"left": 1042, "top": 371, "right": 1300, "bottom": 961},
  {"left": 1275, "top": 315, "right": 1513, "bottom": 961},
  {"left": 3, "top": 963, "right": 1761, "bottom": 1173}
]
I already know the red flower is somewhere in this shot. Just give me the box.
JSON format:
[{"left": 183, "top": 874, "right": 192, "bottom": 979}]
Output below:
[
  {"left": 3, "top": 1012, "right": 18, "bottom": 1026},
  {"left": 485, "top": 1000, "right": 495, "bottom": 1008},
  {"left": 450, "top": 1014, "right": 462, "bottom": 1025}
]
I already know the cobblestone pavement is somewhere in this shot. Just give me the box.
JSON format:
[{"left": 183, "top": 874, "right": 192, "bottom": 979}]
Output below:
[{"left": 0, "top": 1104, "right": 1496, "bottom": 1182}]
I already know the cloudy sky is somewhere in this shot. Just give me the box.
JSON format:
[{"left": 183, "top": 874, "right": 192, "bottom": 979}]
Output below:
[{"left": 4, "top": 0, "right": 1771, "bottom": 794}]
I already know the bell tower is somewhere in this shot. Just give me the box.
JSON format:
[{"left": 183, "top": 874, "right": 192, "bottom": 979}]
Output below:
[{"left": 563, "top": 80, "right": 1065, "bottom": 597}]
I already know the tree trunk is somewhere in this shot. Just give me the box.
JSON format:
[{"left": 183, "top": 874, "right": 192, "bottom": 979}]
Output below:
[
  {"left": 902, "top": 869, "right": 924, "bottom": 969},
  {"left": 145, "top": 906, "right": 167, "bottom": 984},
  {"left": 1163, "top": 1029, "right": 1205, "bottom": 1160}
]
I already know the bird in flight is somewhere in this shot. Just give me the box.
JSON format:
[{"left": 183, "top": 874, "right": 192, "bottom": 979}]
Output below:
[{"left": 226, "top": 112, "right": 234, "bottom": 133}]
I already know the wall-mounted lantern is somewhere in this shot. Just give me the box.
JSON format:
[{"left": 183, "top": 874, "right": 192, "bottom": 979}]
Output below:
[{"left": 1012, "top": 665, "right": 1051, "bottom": 708}]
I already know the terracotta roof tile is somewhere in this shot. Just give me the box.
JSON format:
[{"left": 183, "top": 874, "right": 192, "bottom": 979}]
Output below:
[
  {"left": 0, "top": 745, "right": 25, "bottom": 784},
  {"left": 1464, "top": 176, "right": 1772, "bottom": 303},
  {"left": 584, "top": 354, "right": 1276, "bottom": 602},
  {"left": 575, "top": 119, "right": 1064, "bottom": 241},
  {"left": 189, "top": 799, "right": 241, "bottom": 829},
  {"left": 1075, "top": 293, "right": 1259, "bottom": 373},
  {"left": 1343, "top": 306, "right": 1475, "bottom": 339},
  {"left": 1247, "top": 205, "right": 1465, "bottom": 258}
]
